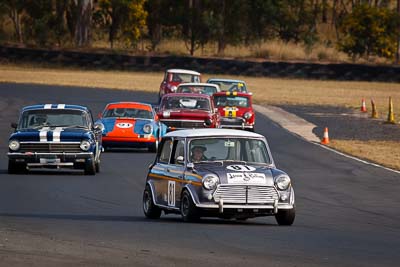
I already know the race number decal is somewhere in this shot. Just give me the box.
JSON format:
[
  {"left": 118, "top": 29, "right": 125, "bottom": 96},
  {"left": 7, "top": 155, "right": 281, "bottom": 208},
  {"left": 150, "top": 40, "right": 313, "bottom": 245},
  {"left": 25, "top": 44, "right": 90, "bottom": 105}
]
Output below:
[
  {"left": 116, "top": 122, "right": 133, "bottom": 128},
  {"left": 226, "top": 165, "right": 256, "bottom": 172},
  {"left": 168, "top": 181, "right": 176, "bottom": 206}
]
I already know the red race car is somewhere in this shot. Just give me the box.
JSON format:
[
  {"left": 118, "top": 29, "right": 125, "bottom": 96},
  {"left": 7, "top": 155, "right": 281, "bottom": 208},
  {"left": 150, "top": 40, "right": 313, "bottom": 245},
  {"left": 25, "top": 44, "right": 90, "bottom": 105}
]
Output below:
[
  {"left": 213, "top": 91, "right": 255, "bottom": 131},
  {"left": 158, "top": 69, "right": 201, "bottom": 101},
  {"left": 96, "top": 102, "right": 167, "bottom": 152},
  {"left": 157, "top": 93, "right": 220, "bottom": 131}
]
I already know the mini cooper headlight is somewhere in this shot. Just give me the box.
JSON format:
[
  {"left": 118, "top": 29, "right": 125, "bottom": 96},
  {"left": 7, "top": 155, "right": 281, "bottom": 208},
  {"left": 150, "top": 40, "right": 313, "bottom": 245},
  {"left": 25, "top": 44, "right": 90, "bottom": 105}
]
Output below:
[
  {"left": 80, "top": 140, "right": 91, "bottom": 151},
  {"left": 275, "top": 175, "right": 291, "bottom": 190},
  {"left": 170, "top": 85, "right": 177, "bottom": 92},
  {"left": 202, "top": 174, "right": 219, "bottom": 190},
  {"left": 244, "top": 112, "right": 252, "bottom": 120},
  {"left": 9, "top": 140, "right": 20, "bottom": 151},
  {"left": 143, "top": 124, "right": 153, "bottom": 134}
]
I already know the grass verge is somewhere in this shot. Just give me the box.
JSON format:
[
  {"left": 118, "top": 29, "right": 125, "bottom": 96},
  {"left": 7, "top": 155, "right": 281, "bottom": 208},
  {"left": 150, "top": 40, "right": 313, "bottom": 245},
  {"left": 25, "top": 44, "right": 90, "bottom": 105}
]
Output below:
[{"left": 1, "top": 62, "right": 399, "bottom": 170}]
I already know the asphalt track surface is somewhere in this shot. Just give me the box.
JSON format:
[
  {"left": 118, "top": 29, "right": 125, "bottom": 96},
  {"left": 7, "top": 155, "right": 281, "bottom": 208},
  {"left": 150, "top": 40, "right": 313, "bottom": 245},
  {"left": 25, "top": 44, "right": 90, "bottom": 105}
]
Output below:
[{"left": 0, "top": 83, "right": 399, "bottom": 267}]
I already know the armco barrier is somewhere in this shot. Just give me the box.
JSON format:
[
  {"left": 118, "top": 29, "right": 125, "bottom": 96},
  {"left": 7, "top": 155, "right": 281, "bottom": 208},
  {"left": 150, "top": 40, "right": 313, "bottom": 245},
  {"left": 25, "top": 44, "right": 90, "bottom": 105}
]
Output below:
[{"left": 1, "top": 45, "right": 400, "bottom": 82}]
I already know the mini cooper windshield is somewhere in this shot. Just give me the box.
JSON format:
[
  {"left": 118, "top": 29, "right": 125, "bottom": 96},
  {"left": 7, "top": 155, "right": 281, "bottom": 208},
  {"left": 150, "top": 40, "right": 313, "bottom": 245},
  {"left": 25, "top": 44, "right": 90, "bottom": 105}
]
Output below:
[
  {"left": 214, "top": 95, "right": 250, "bottom": 108},
  {"left": 18, "top": 109, "right": 89, "bottom": 129},
  {"left": 162, "top": 96, "right": 210, "bottom": 110},
  {"left": 189, "top": 138, "right": 271, "bottom": 164},
  {"left": 103, "top": 108, "right": 153, "bottom": 119}
]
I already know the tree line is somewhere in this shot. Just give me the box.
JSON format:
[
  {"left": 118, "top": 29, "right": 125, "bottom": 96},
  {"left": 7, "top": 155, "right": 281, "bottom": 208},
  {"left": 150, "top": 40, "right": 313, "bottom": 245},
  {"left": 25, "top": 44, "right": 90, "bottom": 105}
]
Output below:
[{"left": 0, "top": 0, "right": 399, "bottom": 61}]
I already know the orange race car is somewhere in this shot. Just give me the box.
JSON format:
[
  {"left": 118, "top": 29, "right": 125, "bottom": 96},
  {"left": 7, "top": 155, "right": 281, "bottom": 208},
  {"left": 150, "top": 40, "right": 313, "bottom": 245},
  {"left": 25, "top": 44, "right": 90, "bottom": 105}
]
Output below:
[{"left": 96, "top": 102, "right": 167, "bottom": 152}]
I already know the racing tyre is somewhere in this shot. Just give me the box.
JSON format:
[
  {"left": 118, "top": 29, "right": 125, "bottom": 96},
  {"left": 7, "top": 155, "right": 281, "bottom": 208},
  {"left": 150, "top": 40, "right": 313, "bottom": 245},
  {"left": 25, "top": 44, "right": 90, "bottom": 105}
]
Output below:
[
  {"left": 143, "top": 185, "right": 161, "bottom": 219},
  {"left": 275, "top": 206, "right": 296, "bottom": 226},
  {"left": 95, "top": 159, "right": 100, "bottom": 173},
  {"left": 180, "top": 190, "right": 199, "bottom": 222},
  {"left": 8, "top": 160, "right": 26, "bottom": 174},
  {"left": 148, "top": 137, "right": 159, "bottom": 153},
  {"left": 84, "top": 159, "right": 96, "bottom": 175}
]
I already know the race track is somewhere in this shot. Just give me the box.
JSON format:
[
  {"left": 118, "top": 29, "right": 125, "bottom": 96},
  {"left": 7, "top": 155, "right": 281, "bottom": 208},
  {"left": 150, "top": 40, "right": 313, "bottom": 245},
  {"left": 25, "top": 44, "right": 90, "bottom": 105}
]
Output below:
[{"left": 0, "top": 83, "right": 399, "bottom": 267}]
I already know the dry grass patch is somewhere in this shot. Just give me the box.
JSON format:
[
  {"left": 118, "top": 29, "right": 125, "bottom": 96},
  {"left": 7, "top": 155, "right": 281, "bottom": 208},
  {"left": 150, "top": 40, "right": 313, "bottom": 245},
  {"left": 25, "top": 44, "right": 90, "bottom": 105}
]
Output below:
[
  {"left": 0, "top": 63, "right": 161, "bottom": 92},
  {"left": 329, "top": 140, "right": 400, "bottom": 171}
]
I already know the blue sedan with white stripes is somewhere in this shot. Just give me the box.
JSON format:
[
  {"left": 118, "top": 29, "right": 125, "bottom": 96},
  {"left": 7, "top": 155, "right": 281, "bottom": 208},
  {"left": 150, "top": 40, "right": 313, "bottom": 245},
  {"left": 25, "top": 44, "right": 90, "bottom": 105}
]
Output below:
[{"left": 7, "top": 104, "right": 103, "bottom": 175}]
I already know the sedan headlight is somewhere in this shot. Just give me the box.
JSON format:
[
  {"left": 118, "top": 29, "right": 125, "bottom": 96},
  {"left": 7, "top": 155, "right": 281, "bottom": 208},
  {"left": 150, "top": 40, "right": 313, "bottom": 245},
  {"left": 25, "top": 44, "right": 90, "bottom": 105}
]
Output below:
[
  {"left": 244, "top": 112, "right": 252, "bottom": 120},
  {"left": 275, "top": 175, "right": 291, "bottom": 190},
  {"left": 9, "top": 140, "right": 20, "bottom": 151},
  {"left": 80, "top": 140, "right": 91, "bottom": 151},
  {"left": 143, "top": 124, "right": 153, "bottom": 134},
  {"left": 202, "top": 174, "right": 219, "bottom": 190}
]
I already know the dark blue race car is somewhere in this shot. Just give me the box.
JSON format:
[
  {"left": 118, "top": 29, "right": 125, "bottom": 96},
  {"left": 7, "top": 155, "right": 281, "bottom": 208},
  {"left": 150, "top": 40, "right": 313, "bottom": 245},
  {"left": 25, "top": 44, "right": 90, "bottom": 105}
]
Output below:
[{"left": 7, "top": 104, "right": 103, "bottom": 175}]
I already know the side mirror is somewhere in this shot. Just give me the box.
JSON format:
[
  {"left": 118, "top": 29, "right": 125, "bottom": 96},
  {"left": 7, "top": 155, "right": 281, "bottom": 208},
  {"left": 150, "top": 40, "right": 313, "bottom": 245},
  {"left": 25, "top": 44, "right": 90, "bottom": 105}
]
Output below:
[
  {"left": 94, "top": 122, "right": 104, "bottom": 132},
  {"left": 11, "top": 122, "right": 17, "bottom": 129},
  {"left": 176, "top": 156, "right": 184, "bottom": 164}
]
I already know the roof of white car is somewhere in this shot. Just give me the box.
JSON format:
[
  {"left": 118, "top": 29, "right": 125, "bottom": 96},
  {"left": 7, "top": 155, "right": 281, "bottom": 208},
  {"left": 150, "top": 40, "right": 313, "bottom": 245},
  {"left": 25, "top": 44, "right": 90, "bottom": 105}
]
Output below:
[
  {"left": 166, "top": 69, "right": 201, "bottom": 75},
  {"left": 177, "top": 83, "right": 219, "bottom": 88},
  {"left": 207, "top": 78, "right": 246, "bottom": 84},
  {"left": 165, "top": 128, "right": 264, "bottom": 138}
]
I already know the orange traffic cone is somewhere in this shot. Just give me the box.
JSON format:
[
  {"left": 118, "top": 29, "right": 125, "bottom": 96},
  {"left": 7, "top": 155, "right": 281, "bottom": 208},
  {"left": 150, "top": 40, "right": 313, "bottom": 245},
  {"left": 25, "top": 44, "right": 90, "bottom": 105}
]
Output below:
[
  {"left": 321, "top": 127, "right": 330, "bottom": 144},
  {"left": 361, "top": 99, "right": 367, "bottom": 112}
]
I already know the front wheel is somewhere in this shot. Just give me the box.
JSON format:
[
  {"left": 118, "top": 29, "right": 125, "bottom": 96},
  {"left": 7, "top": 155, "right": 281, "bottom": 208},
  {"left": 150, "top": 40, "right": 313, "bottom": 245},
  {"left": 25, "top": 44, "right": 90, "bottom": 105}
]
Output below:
[
  {"left": 8, "top": 160, "right": 26, "bottom": 174},
  {"left": 148, "top": 138, "right": 159, "bottom": 153},
  {"left": 84, "top": 159, "right": 96, "bottom": 175},
  {"left": 95, "top": 159, "right": 100, "bottom": 173},
  {"left": 143, "top": 185, "right": 161, "bottom": 219},
  {"left": 180, "top": 190, "right": 199, "bottom": 222},
  {"left": 275, "top": 207, "right": 296, "bottom": 226}
]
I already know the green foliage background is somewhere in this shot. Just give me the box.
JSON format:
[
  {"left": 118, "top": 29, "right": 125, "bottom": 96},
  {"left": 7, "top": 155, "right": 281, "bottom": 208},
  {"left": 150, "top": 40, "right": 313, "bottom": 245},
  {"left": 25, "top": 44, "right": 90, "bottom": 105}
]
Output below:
[{"left": 0, "top": 0, "right": 399, "bottom": 61}]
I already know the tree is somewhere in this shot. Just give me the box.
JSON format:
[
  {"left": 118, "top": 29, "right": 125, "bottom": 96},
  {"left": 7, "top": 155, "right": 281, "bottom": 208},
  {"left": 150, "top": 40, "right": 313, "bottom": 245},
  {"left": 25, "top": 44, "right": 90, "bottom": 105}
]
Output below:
[
  {"left": 275, "top": 0, "right": 316, "bottom": 44},
  {"left": 204, "top": 0, "right": 245, "bottom": 56},
  {"left": 75, "top": 0, "right": 93, "bottom": 47},
  {"left": 338, "top": 4, "right": 399, "bottom": 60},
  {"left": 97, "top": 0, "right": 147, "bottom": 49},
  {"left": 243, "top": 0, "right": 278, "bottom": 46},
  {"left": 181, "top": 0, "right": 208, "bottom": 55},
  {"left": 0, "top": 0, "right": 25, "bottom": 43}
]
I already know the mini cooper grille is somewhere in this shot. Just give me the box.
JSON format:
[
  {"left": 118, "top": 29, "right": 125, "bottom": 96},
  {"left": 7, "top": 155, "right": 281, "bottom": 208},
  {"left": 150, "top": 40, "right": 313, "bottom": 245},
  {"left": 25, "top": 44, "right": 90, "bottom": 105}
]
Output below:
[
  {"left": 162, "top": 120, "right": 206, "bottom": 129},
  {"left": 213, "top": 185, "right": 279, "bottom": 204},
  {"left": 19, "top": 143, "right": 81, "bottom": 153}
]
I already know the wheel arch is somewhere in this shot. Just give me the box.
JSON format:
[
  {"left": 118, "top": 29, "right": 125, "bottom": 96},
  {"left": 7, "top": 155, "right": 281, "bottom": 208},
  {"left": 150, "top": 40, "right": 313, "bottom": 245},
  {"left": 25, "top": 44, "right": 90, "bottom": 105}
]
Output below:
[
  {"left": 181, "top": 184, "right": 201, "bottom": 205},
  {"left": 145, "top": 181, "right": 159, "bottom": 206}
]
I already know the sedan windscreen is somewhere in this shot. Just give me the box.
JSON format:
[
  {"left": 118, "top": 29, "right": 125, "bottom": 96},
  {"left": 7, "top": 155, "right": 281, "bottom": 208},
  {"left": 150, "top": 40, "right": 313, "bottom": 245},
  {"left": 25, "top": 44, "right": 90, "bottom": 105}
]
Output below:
[
  {"left": 19, "top": 109, "right": 88, "bottom": 129},
  {"left": 177, "top": 86, "right": 217, "bottom": 96},
  {"left": 103, "top": 108, "right": 153, "bottom": 119},
  {"left": 162, "top": 97, "right": 210, "bottom": 110}
]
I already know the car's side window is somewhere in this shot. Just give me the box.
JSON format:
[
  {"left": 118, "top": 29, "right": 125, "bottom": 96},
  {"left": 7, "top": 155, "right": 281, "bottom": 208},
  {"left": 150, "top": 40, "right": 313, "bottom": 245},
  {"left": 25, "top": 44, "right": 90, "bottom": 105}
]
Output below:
[
  {"left": 159, "top": 138, "right": 173, "bottom": 164},
  {"left": 171, "top": 139, "right": 185, "bottom": 165}
]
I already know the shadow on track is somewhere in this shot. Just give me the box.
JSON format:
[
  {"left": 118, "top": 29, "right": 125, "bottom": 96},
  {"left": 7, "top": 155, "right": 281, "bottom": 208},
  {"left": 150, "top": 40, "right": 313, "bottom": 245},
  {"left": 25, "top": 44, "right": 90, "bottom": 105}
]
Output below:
[{"left": 0, "top": 213, "right": 278, "bottom": 226}]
